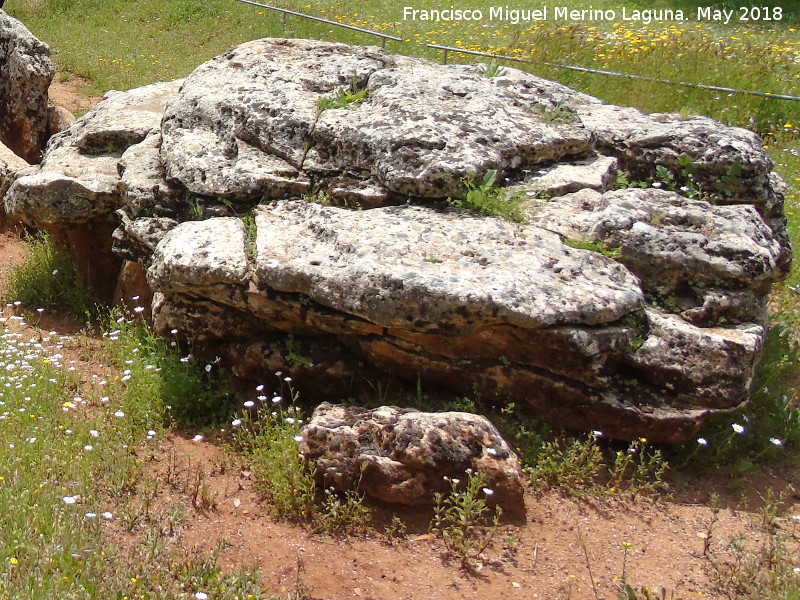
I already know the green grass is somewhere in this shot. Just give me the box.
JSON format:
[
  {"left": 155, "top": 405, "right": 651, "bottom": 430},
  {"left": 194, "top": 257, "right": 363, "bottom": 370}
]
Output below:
[
  {"left": 103, "top": 311, "right": 237, "bottom": 427},
  {"left": 2, "top": 232, "right": 101, "bottom": 319},
  {"left": 0, "top": 307, "right": 264, "bottom": 598},
  {"left": 233, "top": 381, "right": 372, "bottom": 536}
]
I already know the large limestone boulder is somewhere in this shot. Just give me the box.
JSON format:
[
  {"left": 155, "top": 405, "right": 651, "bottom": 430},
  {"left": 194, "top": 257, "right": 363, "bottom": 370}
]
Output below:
[
  {"left": 0, "top": 10, "right": 55, "bottom": 163},
  {"left": 2, "top": 38, "right": 792, "bottom": 442},
  {"left": 160, "top": 39, "right": 599, "bottom": 203},
  {"left": 299, "top": 403, "right": 526, "bottom": 515}
]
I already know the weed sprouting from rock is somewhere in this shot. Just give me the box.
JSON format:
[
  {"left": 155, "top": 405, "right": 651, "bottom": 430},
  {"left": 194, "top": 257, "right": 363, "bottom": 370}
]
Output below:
[{"left": 448, "top": 169, "right": 526, "bottom": 223}]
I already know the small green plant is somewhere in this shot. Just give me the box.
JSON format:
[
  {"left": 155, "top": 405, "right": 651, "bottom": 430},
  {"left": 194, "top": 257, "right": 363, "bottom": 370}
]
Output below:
[
  {"left": 448, "top": 169, "right": 526, "bottom": 223},
  {"left": 442, "top": 395, "right": 478, "bottom": 413},
  {"left": 646, "top": 292, "right": 682, "bottom": 313},
  {"left": 104, "top": 310, "right": 235, "bottom": 427},
  {"left": 284, "top": 334, "right": 314, "bottom": 367},
  {"left": 528, "top": 434, "right": 604, "bottom": 495},
  {"left": 481, "top": 61, "right": 507, "bottom": 78},
  {"left": 704, "top": 487, "right": 800, "bottom": 600},
  {"left": 649, "top": 210, "right": 667, "bottom": 227},
  {"left": 315, "top": 466, "right": 372, "bottom": 537},
  {"left": 317, "top": 86, "right": 368, "bottom": 112},
  {"left": 616, "top": 171, "right": 649, "bottom": 190},
  {"left": 494, "top": 401, "right": 550, "bottom": 467},
  {"left": 3, "top": 232, "right": 102, "bottom": 319},
  {"left": 530, "top": 101, "right": 581, "bottom": 124},
  {"left": 527, "top": 434, "right": 669, "bottom": 498},
  {"left": 624, "top": 335, "right": 646, "bottom": 353},
  {"left": 564, "top": 238, "right": 623, "bottom": 260},
  {"left": 616, "top": 584, "right": 686, "bottom": 600},
  {"left": 384, "top": 515, "right": 408, "bottom": 545},
  {"left": 236, "top": 380, "right": 372, "bottom": 534},
  {"left": 430, "top": 470, "right": 502, "bottom": 570},
  {"left": 236, "top": 386, "right": 316, "bottom": 522},
  {"left": 606, "top": 438, "right": 670, "bottom": 498},
  {"left": 242, "top": 211, "right": 257, "bottom": 260},
  {"left": 715, "top": 161, "right": 744, "bottom": 198},
  {"left": 187, "top": 196, "right": 204, "bottom": 220}
]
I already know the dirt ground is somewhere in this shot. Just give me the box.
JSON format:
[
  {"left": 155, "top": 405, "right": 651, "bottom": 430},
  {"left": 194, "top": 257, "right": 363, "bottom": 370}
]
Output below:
[
  {"left": 4, "top": 81, "right": 800, "bottom": 599},
  {"left": 49, "top": 76, "right": 103, "bottom": 116}
]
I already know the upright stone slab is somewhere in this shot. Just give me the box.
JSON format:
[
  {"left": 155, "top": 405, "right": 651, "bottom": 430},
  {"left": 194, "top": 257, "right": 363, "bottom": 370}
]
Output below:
[{"left": 0, "top": 11, "right": 55, "bottom": 163}]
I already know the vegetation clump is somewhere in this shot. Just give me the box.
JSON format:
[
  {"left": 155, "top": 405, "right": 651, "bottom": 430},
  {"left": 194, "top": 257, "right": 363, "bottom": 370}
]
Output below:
[
  {"left": 448, "top": 169, "right": 527, "bottom": 223},
  {"left": 3, "top": 232, "right": 101, "bottom": 319}
]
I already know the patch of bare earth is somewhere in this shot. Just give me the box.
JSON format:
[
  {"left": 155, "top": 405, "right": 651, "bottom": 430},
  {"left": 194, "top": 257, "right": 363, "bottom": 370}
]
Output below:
[
  {"left": 49, "top": 74, "right": 103, "bottom": 116},
  {"left": 2, "top": 103, "right": 799, "bottom": 598}
]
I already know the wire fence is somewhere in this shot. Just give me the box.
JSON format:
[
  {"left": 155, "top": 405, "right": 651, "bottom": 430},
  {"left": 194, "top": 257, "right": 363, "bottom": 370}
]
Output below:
[
  {"left": 425, "top": 43, "right": 800, "bottom": 102},
  {"left": 234, "top": 0, "right": 402, "bottom": 48},
  {"left": 235, "top": 0, "right": 800, "bottom": 103}
]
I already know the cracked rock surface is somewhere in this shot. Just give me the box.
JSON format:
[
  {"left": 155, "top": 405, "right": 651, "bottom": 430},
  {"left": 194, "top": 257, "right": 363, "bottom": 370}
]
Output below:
[
  {"left": 300, "top": 403, "right": 526, "bottom": 515},
  {"left": 2, "top": 38, "right": 793, "bottom": 442}
]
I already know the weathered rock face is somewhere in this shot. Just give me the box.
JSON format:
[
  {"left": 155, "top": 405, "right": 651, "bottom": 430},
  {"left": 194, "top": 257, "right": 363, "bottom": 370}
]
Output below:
[
  {"left": 3, "top": 80, "right": 183, "bottom": 299},
  {"left": 299, "top": 403, "right": 526, "bottom": 515},
  {"left": 1, "top": 38, "right": 793, "bottom": 442},
  {"left": 0, "top": 11, "right": 55, "bottom": 163},
  {"left": 5, "top": 81, "right": 183, "bottom": 229},
  {"left": 0, "top": 139, "right": 30, "bottom": 229},
  {"left": 160, "top": 40, "right": 600, "bottom": 203}
]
